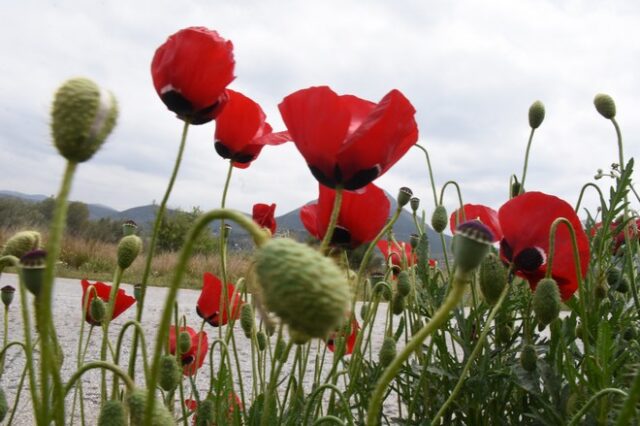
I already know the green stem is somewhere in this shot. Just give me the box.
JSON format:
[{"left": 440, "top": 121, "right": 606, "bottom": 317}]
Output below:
[
  {"left": 143, "top": 209, "right": 269, "bottom": 426},
  {"left": 574, "top": 183, "right": 606, "bottom": 213},
  {"left": 319, "top": 187, "right": 343, "bottom": 254},
  {"left": 100, "top": 266, "right": 124, "bottom": 403},
  {"left": 261, "top": 340, "right": 293, "bottom": 426},
  {"left": 302, "top": 384, "right": 354, "bottom": 426},
  {"left": 64, "top": 361, "right": 135, "bottom": 397},
  {"left": 616, "top": 365, "right": 640, "bottom": 425},
  {"left": 40, "top": 159, "right": 77, "bottom": 425},
  {"left": 219, "top": 161, "right": 234, "bottom": 290},
  {"left": 129, "top": 121, "right": 189, "bottom": 378},
  {"left": 366, "top": 271, "right": 469, "bottom": 425},
  {"left": 431, "top": 283, "right": 510, "bottom": 424},
  {"left": 567, "top": 388, "right": 627, "bottom": 426},
  {"left": 519, "top": 128, "right": 536, "bottom": 195},
  {"left": 414, "top": 144, "right": 439, "bottom": 206}
]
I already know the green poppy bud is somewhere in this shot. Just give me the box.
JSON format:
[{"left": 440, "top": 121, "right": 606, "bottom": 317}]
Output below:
[
  {"left": 452, "top": 221, "right": 493, "bottom": 275},
  {"left": 431, "top": 205, "right": 448, "bottom": 233},
  {"left": 255, "top": 238, "right": 350, "bottom": 338},
  {"left": 195, "top": 399, "right": 215, "bottom": 426},
  {"left": 594, "top": 93, "right": 616, "bottom": 119},
  {"left": 379, "top": 337, "right": 396, "bottom": 367},
  {"left": 274, "top": 339, "right": 288, "bottom": 362},
  {"left": 495, "top": 325, "right": 512, "bottom": 345},
  {"left": 122, "top": 220, "right": 138, "bottom": 236},
  {"left": 410, "top": 197, "right": 420, "bottom": 213},
  {"left": 412, "top": 319, "right": 424, "bottom": 337},
  {"left": 127, "top": 389, "right": 174, "bottom": 426},
  {"left": 90, "top": 297, "right": 107, "bottom": 324},
  {"left": 158, "top": 355, "right": 181, "bottom": 392},
  {"left": 117, "top": 235, "right": 142, "bottom": 270},
  {"left": 19, "top": 249, "right": 47, "bottom": 296},
  {"left": 265, "top": 321, "right": 276, "bottom": 337},
  {"left": 240, "top": 304, "right": 255, "bottom": 338},
  {"left": 416, "top": 232, "right": 430, "bottom": 278},
  {"left": 1, "top": 230, "right": 41, "bottom": 259},
  {"left": 360, "top": 303, "right": 369, "bottom": 321},
  {"left": 511, "top": 180, "right": 524, "bottom": 198},
  {"left": 520, "top": 344, "right": 537, "bottom": 372},
  {"left": 479, "top": 254, "right": 507, "bottom": 305},
  {"left": 392, "top": 294, "right": 405, "bottom": 315},
  {"left": 1, "top": 285, "right": 15, "bottom": 308},
  {"left": 396, "top": 271, "right": 412, "bottom": 297},
  {"left": 256, "top": 331, "right": 267, "bottom": 351},
  {"left": 397, "top": 187, "right": 413, "bottom": 208},
  {"left": 51, "top": 77, "right": 118, "bottom": 163},
  {"left": 607, "top": 268, "right": 629, "bottom": 293},
  {"left": 97, "top": 400, "right": 127, "bottom": 426},
  {"left": 528, "top": 100, "right": 545, "bottom": 129},
  {"left": 0, "top": 388, "right": 6, "bottom": 422},
  {"left": 533, "top": 278, "right": 561, "bottom": 326},
  {"left": 178, "top": 331, "right": 192, "bottom": 355}
]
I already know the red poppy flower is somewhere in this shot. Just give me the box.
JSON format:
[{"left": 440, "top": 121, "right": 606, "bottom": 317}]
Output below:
[
  {"left": 169, "top": 326, "right": 208, "bottom": 376},
  {"left": 252, "top": 203, "right": 277, "bottom": 235},
  {"left": 80, "top": 280, "right": 135, "bottom": 326},
  {"left": 214, "top": 89, "right": 290, "bottom": 168},
  {"left": 301, "top": 183, "right": 390, "bottom": 247},
  {"left": 327, "top": 317, "right": 360, "bottom": 355},
  {"left": 151, "top": 27, "right": 235, "bottom": 124},
  {"left": 278, "top": 86, "right": 418, "bottom": 190},
  {"left": 428, "top": 259, "right": 438, "bottom": 268},
  {"left": 449, "top": 204, "right": 503, "bottom": 242},
  {"left": 496, "top": 192, "right": 589, "bottom": 300},
  {"left": 196, "top": 272, "right": 243, "bottom": 327},
  {"left": 376, "top": 240, "right": 416, "bottom": 271},
  {"left": 591, "top": 217, "right": 640, "bottom": 254},
  {"left": 185, "top": 393, "right": 243, "bottom": 424}
]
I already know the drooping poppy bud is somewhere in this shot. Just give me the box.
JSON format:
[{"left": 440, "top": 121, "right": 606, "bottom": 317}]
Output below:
[
  {"left": 528, "top": 100, "right": 545, "bottom": 129},
  {"left": 520, "top": 345, "right": 538, "bottom": 372},
  {"left": 117, "top": 235, "right": 142, "bottom": 270},
  {"left": 240, "top": 303, "right": 255, "bottom": 338},
  {"left": 594, "top": 93, "right": 616, "bottom": 119},
  {"left": 195, "top": 398, "right": 216, "bottom": 426},
  {"left": 479, "top": 254, "right": 507, "bottom": 305},
  {"left": 256, "top": 331, "right": 267, "bottom": 351},
  {"left": 19, "top": 250, "right": 47, "bottom": 296},
  {"left": 274, "top": 339, "right": 288, "bottom": 362},
  {"left": 1, "top": 230, "right": 41, "bottom": 259},
  {"left": 510, "top": 179, "right": 523, "bottom": 198},
  {"left": 379, "top": 337, "right": 396, "bottom": 367},
  {"left": 89, "top": 297, "right": 107, "bottom": 324},
  {"left": 452, "top": 221, "right": 493, "bottom": 275},
  {"left": 396, "top": 271, "right": 411, "bottom": 297},
  {"left": 122, "top": 220, "right": 138, "bottom": 237},
  {"left": 533, "top": 278, "right": 561, "bottom": 327},
  {"left": 431, "top": 205, "right": 448, "bottom": 233},
  {"left": 254, "top": 238, "right": 350, "bottom": 338},
  {"left": 51, "top": 77, "right": 118, "bottom": 163},
  {"left": 127, "top": 388, "right": 174, "bottom": 426},
  {"left": 410, "top": 197, "right": 420, "bottom": 213},
  {"left": 97, "top": 400, "right": 126, "bottom": 426},
  {"left": 178, "top": 331, "right": 192, "bottom": 355},
  {"left": 1, "top": 286, "right": 15, "bottom": 308},
  {"left": 392, "top": 294, "right": 405, "bottom": 315},
  {"left": 158, "top": 355, "right": 181, "bottom": 392},
  {"left": 397, "top": 187, "right": 413, "bottom": 208}
]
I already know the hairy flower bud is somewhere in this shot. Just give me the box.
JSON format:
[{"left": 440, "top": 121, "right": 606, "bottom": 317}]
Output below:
[
  {"left": 255, "top": 238, "right": 350, "bottom": 338},
  {"left": 392, "top": 294, "right": 405, "bottom": 315},
  {"left": 397, "top": 187, "right": 413, "bottom": 208},
  {"left": 19, "top": 249, "right": 47, "bottom": 296},
  {"left": 159, "top": 355, "right": 181, "bottom": 392},
  {"left": 274, "top": 339, "right": 288, "bottom": 362},
  {"left": 452, "top": 221, "right": 493, "bottom": 275},
  {"left": 495, "top": 325, "right": 512, "bottom": 345},
  {"left": 360, "top": 303, "right": 369, "bottom": 321},
  {"left": 410, "top": 197, "right": 420, "bottom": 213},
  {"left": 1, "top": 286, "right": 15, "bottom": 308},
  {"left": 533, "top": 278, "right": 561, "bottom": 326},
  {"left": 256, "top": 331, "right": 267, "bottom": 351},
  {"left": 127, "top": 389, "right": 174, "bottom": 426},
  {"left": 528, "top": 100, "right": 545, "bottom": 129},
  {"left": 2, "top": 230, "right": 41, "bottom": 259},
  {"left": 51, "top": 78, "right": 118, "bottom": 163},
  {"left": 479, "top": 254, "right": 507, "bottom": 305},
  {"left": 396, "top": 271, "right": 412, "bottom": 297},
  {"left": 97, "top": 400, "right": 126, "bottom": 426},
  {"left": 240, "top": 304, "right": 255, "bottom": 338},
  {"left": 520, "top": 345, "right": 538, "bottom": 372},
  {"left": 117, "top": 235, "right": 142, "bottom": 270},
  {"left": 178, "top": 331, "right": 192, "bottom": 355},
  {"left": 431, "top": 205, "right": 448, "bottom": 233},
  {"left": 511, "top": 180, "right": 524, "bottom": 198},
  {"left": 89, "top": 297, "right": 107, "bottom": 324},
  {"left": 607, "top": 268, "right": 629, "bottom": 293},
  {"left": 195, "top": 399, "right": 216, "bottom": 426},
  {"left": 594, "top": 93, "right": 616, "bottom": 119},
  {"left": 379, "top": 337, "right": 396, "bottom": 367}
]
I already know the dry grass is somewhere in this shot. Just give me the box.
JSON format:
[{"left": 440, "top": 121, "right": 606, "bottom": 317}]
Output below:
[{"left": 1, "top": 227, "right": 254, "bottom": 289}]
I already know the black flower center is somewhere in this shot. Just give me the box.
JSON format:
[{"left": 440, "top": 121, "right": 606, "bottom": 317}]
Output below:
[
  {"left": 330, "top": 226, "right": 352, "bottom": 247},
  {"left": 500, "top": 239, "right": 513, "bottom": 261},
  {"left": 307, "top": 164, "right": 381, "bottom": 191},
  {"left": 513, "top": 247, "right": 545, "bottom": 272}
]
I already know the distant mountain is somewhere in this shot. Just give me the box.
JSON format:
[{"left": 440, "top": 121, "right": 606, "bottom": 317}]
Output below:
[{"left": 1, "top": 189, "right": 451, "bottom": 255}]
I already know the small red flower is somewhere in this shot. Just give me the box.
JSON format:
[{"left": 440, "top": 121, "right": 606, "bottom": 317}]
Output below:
[
  {"left": 80, "top": 280, "right": 135, "bottom": 326},
  {"left": 301, "top": 183, "right": 390, "bottom": 247},
  {"left": 214, "top": 89, "right": 290, "bottom": 168},
  {"left": 591, "top": 217, "right": 640, "bottom": 254},
  {"left": 327, "top": 317, "right": 360, "bottom": 355},
  {"left": 497, "top": 192, "right": 589, "bottom": 300},
  {"left": 376, "top": 240, "right": 416, "bottom": 271},
  {"left": 428, "top": 259, "right": 438, "bottom": 268},
  {"left": 151, "top": 27, "right": 235, "bottom": 124},
  {"left": 279, "top": 86, "right": 418, "bottom": 190},
  {"left": 252, "top": 203, "right": 277, "bottom": 235},
  {"left": 185, "top": 393, "right": 243, "bottom": 424},
  {"left": 449, "top": 204, "right": 503, "bottom": 242},
  {"left": 169, "top": 326, "right": 208, "bottom": 376},
  {"left": 196, "top": 272, "right": 243, "bottom": 327}
]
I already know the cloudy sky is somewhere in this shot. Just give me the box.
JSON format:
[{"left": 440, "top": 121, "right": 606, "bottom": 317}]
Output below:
[{"left": 1, "top": 0, "right": 639, "bottom": 222}]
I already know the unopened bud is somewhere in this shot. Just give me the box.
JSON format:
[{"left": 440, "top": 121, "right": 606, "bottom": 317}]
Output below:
[
  {"left": 89, "top": 297, "right": 107, "bottom": 324},
  {"left": 117, "top": 235, "right": 142, "bottom": 270},
  {"left": 158, "top": 355, "right": 181, "bottom": 392},
  {"left": 533, "top": 278, "right": 561, "bottom": 326},
  {"left": 396, "top": 271, "right": 412, "bottom": 297},
  {"left": 479, "top": 254, "right": 507, "bottom": 305},
  {"left": 256, "top": 331, "right": 267, "bottom": 351},
  {"left": 178, "top": 332, "right": 192, "bottom": 355},
  {"left": 2, "top": 230, "right": 41, "bottom": 259},
  {"left": 520, "top": 344, "right": 537, "bottom": 372},
  {"left": 431, "top": 205, "right": 448, "bottom": 233},
  {"left": 98, "top": 400, "right": 126, "bottom": 426},
  {"left": 392, "top": 294, "right": 405, "bottom": 315},
  {"left": 127, "top": 388, "right": 174, "bottom": 426},
  {"left": 379, "top": 337, "right": 396, "bottom": 367},
  {"left": 528, "top": 100, "right": 545, "bottom": 129},
  {"left": 195, "top": 399, "right": 215, "bottom": 426},
  {"left": 594, "top": 93, "right": 616, "bottom": 119},
  {"left": 240, "top": 304, "right": 255, "bottom": 338}
]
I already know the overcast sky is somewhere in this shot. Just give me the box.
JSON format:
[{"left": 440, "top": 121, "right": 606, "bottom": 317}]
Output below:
[{"left": 1, "top": 0, "right": 639, "bottom": 222}]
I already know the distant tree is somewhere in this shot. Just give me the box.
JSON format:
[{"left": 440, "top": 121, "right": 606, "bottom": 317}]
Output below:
[
  {"left": 82, "top": 218, "right": 122, "bottom": 243},
  {"left": 66, "top": 201, "right": 90, "bottom": 235},
  {"left": 157, "top": 207, "right": 217, "bottom": 254},
  {"left": 0, "top": 197, "right": 44, "bottom": 228},
  {"left": 38, "top": 197, "right": 56, "bottom": 223}
]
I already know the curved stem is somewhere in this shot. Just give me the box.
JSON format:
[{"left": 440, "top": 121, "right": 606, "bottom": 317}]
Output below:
[
  {"left": 320, "top": 187, "right": 343, "bottom": 254},
  {"left": 143, "top": 209, "right": 269, "bottom": 426},
  {"left": 64, "top": 361, "right": 135, "bottom": 397},
  {"left": 112, "top": 320, "right": 150, "bottom": 398},
  {"left": 302, "top": 384, "right": 354, "bottom": 426},
  {"left": 574, "top": 183, "right": 606, "bottom": 213},
  {"left": 219, "top": 161, "right": 234, "bottom": 290},
  {"left": 519, "top": 128, "right": 536, "bottom": 195},
  {"left": 366, "top": 271, "right": 468, "bottom": 425},
  {"left": 414, "top": 144, "right": 439, "bottom": 206},
  {"left": 567, "top": 388, "right": 627, "bottom": 426},
  {"left": 438, "top": 180, "right": 465, "bottom": 275}
]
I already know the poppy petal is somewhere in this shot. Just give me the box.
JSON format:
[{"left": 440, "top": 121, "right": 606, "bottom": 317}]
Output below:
[{"left": 449, "top": 204, "right": 503, "bottom": 242}]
